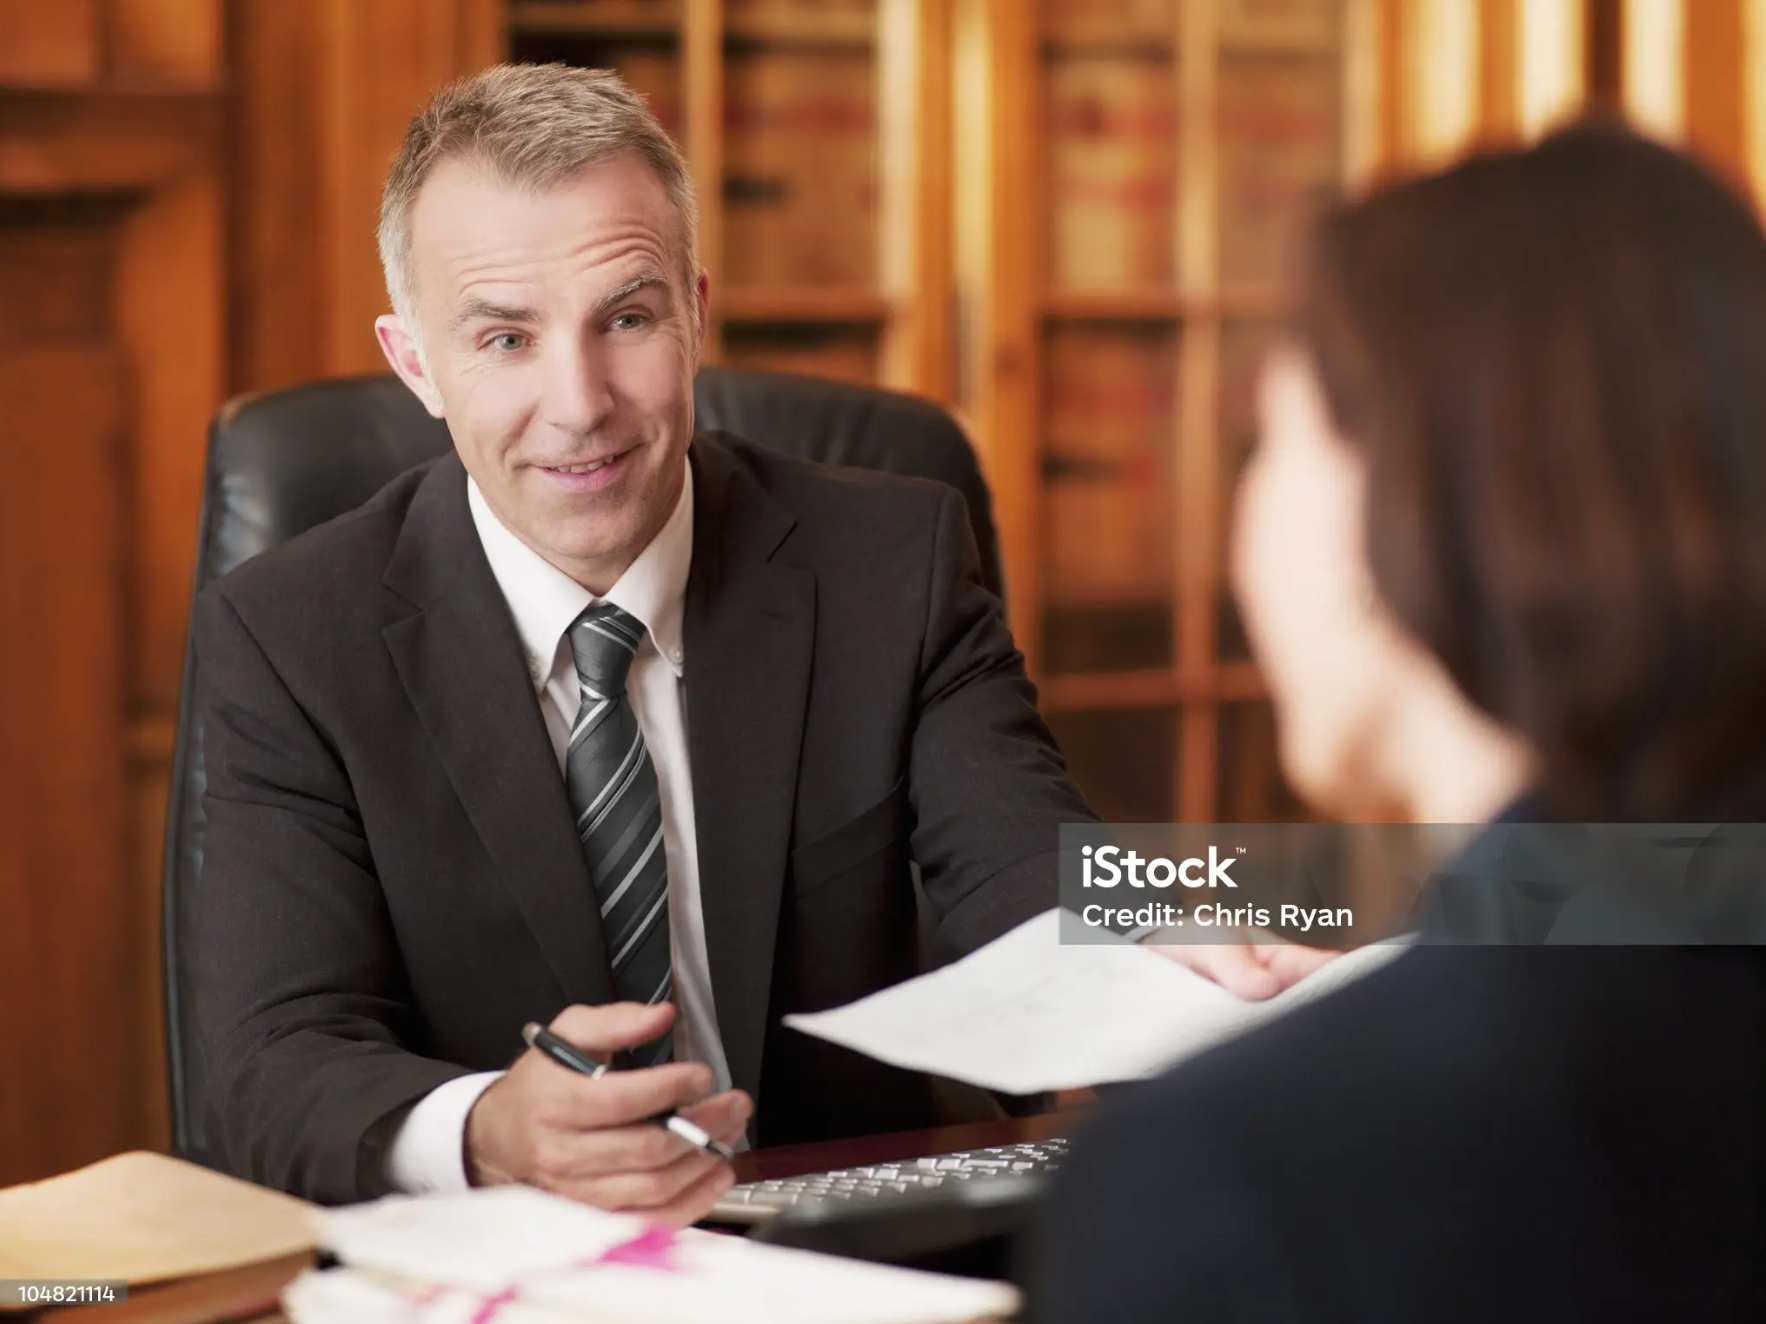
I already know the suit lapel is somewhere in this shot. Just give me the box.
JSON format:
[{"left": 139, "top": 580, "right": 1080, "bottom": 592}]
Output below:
[
  {"left": 684, "top": 437, "right": 815, "bottom": 1106},
  {"left": 381, "top": 454, "right": 616, "bottom": 1009}
]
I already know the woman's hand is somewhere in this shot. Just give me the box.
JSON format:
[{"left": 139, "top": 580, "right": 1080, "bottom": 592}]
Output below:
[{"left": 1146, "top": 932, "right": 1340, "bottom": 999}]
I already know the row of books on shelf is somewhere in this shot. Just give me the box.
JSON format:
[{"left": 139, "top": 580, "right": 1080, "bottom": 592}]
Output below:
[
  {"left": 530, "top": 14, "right": 1343, "bottom": 291},
  {"left": 522, "top": 0, "right": 876, "bottom": 21},
  {"left": 530, "top": 42, "right": 878, "bottom": 287},
  {"left": 1038, "top": 321, "right": 1282, "bottom": 607},
  {"left": 724, "top": 49, "right": 877, "bottom": 287},
  {"left": 720, "top": 322, "right": 1269, "bottom": 605},
  {"left": 1039, "top": 0, "right": 1340, "bottom": 52},
  {"left": 1044, "top": 45, "right": 1343, "bottom": 288},
  {"left": 1047, "top": 54, "right": 1182, "bottom": 289},
  {"left": 519, "top": 0, "right": 1338, "bottom": 49},
  {"left": 1042, "top": 321, "right": 1174, "bottom": 603}
]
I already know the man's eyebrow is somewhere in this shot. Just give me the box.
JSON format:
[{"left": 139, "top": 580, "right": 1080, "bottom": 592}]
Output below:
[
  {"left": 450, "top": 297, "right": 539, "bottom": 333},
  {"left": 594, "top": 273, "right": 671, "bottom": 315}
]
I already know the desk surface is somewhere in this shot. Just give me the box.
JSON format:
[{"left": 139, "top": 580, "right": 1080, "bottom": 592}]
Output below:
[
  {"left": 250, "top": 1118, "right": 1085, "bottom": 1321},
  {"left": 730, "top": 1110, "right": 1084, "bottom": 1184}
]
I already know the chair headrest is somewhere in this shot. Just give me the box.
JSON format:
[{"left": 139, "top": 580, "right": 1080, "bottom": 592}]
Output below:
[{"left": 198, "top": 367, "right": 1002, "bottom": 600}]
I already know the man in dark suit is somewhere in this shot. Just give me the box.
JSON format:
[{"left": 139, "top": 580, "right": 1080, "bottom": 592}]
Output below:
[{"left": 193, "top": 63, "right": 1092, "bottom": 1216}]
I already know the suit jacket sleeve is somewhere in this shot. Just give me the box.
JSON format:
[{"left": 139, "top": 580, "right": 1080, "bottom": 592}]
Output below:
[
  {"left": 908, "top": 486, "right": 1098, "bottom": 962},
  {"left": 193, "top": 586, "right": 471, "bottom": 1203}
]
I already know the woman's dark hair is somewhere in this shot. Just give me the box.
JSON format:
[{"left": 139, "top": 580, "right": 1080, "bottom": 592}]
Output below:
[{"left": 1296, "top": 121, "right": 1766, "bottom": 820}]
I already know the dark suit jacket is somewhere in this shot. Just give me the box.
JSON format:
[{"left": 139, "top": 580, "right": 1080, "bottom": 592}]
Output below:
[
  {"left": 193, "top": 432, "right": 1094, "bottom": 1204},
  {"left": 1027, "top": 818, "right": 1766, "bottom": 1323}
]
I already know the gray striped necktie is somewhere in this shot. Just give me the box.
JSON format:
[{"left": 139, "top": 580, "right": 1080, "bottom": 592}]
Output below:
[{"left": 564, "top": 603, "right": 672, "bottom": 1066}]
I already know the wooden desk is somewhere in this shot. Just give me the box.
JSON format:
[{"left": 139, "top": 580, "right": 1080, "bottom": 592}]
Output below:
[{"left": 731, "top": 1110, "right": 1084, "bottom": 1184}]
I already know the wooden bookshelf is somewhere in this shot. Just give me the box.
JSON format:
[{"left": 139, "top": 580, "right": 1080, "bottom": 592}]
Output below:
[
  {"left": 507, "top": 0, "right": 951, "bottom": 398},
  {"left": 956, "top": 0, "right": 1377, "bottom": 824}
]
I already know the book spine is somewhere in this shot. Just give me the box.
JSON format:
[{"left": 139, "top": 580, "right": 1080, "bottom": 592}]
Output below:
[
  {"left": 1043, "top": 325, "right": 1177, "bottom": 606},
  {"left": 1046, "top": 54, "right": 1179, "bottom": 291}
]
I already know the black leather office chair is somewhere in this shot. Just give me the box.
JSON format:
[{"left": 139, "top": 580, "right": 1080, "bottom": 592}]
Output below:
[{"left": 161, "top": 367, "right": 1003, "bottom": 1169}]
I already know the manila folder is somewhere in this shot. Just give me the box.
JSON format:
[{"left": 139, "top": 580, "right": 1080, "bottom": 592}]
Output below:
[{"left": 0, "top": 1150, "right": 317, "bottom": 1288}]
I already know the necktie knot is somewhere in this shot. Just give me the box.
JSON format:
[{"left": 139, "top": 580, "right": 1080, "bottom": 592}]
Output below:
[{"left": 568, "top": 603, "right": 646, "bottom": 697}]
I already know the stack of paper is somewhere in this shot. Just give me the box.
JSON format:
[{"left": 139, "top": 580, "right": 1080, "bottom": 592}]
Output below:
[
  {"left": 283, "top": 1185, "right": 1017, "bottom": 1324},
  {"left": 0, "top": 1150, "right": 317, "bottom": 1322},
  {"left": 783, "top": 909, "right": 1410, "bottom": 1093}
]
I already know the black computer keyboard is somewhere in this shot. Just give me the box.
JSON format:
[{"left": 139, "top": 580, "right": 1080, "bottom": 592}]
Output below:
[{"left": 709, "top": 1136, "right": 1070, "bottom": 1224}]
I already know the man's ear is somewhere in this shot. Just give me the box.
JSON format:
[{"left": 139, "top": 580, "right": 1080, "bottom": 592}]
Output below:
[
  {"left": 375, "top": 314, "right": 445, "bottom": 418},
  {"left": 694, "top": 272, "right": 710, "bottom": 359}
]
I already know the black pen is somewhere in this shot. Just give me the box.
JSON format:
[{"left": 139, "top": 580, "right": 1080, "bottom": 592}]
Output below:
[{"left": 521, "top": 1022, "right": 736, "bottom": 1163}]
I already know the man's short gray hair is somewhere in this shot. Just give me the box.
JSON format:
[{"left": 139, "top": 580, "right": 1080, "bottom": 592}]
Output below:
[{"left": 379, "top": 63, "right": 700, "bottom": 346}]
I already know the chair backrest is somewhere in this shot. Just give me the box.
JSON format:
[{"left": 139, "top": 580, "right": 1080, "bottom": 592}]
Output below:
[{"left": 162, "top": 367, "right": 1001, "bottom": 1167}]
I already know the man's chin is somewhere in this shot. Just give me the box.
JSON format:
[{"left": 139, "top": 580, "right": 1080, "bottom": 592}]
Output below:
[{"left": 542, "top": 518, "right": 649, "bottom": 575}]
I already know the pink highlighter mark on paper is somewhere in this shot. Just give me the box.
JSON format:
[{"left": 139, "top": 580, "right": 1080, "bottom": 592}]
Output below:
[
  {"left": 459, "top": 1225, "right": 687, "bottom": 1324},
  {"left": 465, "top": 1285, "right": 520, "bottom": 1324},
  {"left": 584, "top": 1224, "right": 683, "bottom": 1271}
]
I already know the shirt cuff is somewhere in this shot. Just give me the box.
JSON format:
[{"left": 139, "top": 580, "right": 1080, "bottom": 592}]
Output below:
[{"left": 384, "top": 1071, "right": 503, "bottom": 1194}]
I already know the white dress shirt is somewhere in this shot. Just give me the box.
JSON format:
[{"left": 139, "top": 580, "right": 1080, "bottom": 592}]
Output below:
[{"left": 385, "top": 462, "right": 734, "bottom": 1193}]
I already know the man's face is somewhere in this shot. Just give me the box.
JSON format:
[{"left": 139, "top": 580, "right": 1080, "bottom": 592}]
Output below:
[{"left": 379, "top": 154, "right": 706, "bottom": 592}]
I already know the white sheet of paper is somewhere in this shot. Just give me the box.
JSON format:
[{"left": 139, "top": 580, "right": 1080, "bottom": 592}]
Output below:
[
  {"left": 782, "top": 909, "right": 1411, "bottom": 1094},
  {"left": 291, "top": 1186, "right": 1017, "bottom": 1324}
]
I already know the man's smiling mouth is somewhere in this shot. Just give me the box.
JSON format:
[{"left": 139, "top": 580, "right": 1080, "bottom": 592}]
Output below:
[{"left": 541, "top": 446, "right": 632, "bottom": 475}]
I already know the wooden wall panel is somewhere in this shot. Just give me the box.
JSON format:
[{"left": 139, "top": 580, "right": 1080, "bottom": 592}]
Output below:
[
  {"left": 108, "top": 0, "right": 224, "bottom": 87},
  {"left": 1341, "top": 0, "right": 1385, "bottom": 188},
  {"left": 0, "top": 318, "right": 132, "bottom": 1188},
  {"left": 0, "top": 0, "right": 101, "bottom": 89},
  {"left": 1622, "top": 0, "right": 1685, "bottom": 141},
  {"left": 684, "top": 0, "right": 725, "bottom": 355},
  {"left": 1405, "top": 0, "right": 1480, "bottom": 167},
  {"left": 951, "top": 0, "right": 1041, "bottom": 663},
  {"left": 118, "top": 167, "right": 226, "bottom": 712},
  {"left": 228, "top": 0, "right": 505, "bottom": 391},
  {"left": 1749, "top": 0, "right": 1766, "bottom": 210},
  {"left": 878, "top": 0, "right": 953, "bottom": 399},
  {"left": 1478, "top": 0, "right": 1519, "bottom": 145},
  {"left": 0, "top": 4, "right": 224, "bottom": 1186},
  {"left": 1684, "top": 0, "right": 1747, "bottom": 186},
  {"left": 226, "top": 0, "right": 324, "bottom": 390},
  {"left": 1374, "top": 0, "right": 1407, "bottom": 171},
  {"left": 1517, "top": 0, "right": 1584, "bottom": 137}
]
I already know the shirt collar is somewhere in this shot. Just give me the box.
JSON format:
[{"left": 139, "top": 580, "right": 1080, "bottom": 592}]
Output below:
[{"left": 466, "top": 463, "right": 692, "bottom": 688}]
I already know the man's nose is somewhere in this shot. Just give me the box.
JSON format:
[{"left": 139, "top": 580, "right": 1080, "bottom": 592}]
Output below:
[{"left": 539, "top": 337, "right": 616, "bottom": 435}]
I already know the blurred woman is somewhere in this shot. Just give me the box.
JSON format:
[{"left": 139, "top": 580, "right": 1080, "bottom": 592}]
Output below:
[{"left": 1029, "top": 122, "right": 1766, "bottom": 1322}]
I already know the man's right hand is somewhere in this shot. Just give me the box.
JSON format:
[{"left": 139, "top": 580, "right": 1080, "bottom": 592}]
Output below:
[
  {"left": 464, "top": 1002, "right": 752, "bottom": 1226},
  {"left": 1146, "top": 933, "right": 1340, "bottom": 999}
]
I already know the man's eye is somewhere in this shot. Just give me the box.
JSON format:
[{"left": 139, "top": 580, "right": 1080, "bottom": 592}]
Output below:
[
  {"left": 487, "top": 332, "right": 526, "bottom": 352},
  {"left": 610, "top": 311, "right": 649, "bottom": 332}
]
